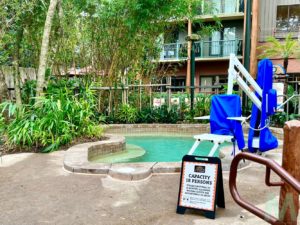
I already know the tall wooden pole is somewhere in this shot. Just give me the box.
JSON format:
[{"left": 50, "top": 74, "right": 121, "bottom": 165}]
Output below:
[
  {"left": 186, "top": 19, "right": 192, "bottom": 93},
  {"left": 242, "top": 0, "right": 252, "bottom": 113},
  {"left": 243, "top": 0, "right": 251, "bottom": 71},
  {"left": 279, "top": 120, "right": 300, "bottom": 225},
  {"left": 250, "top": 0, "right": 259, "bottom": 77}
]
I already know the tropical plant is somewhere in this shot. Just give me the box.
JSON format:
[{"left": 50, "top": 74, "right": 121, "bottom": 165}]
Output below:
[
  {"left": 115, "top": 104, "right": 138, "bottom": 124},
  {"left": 136, "top": 107, "right": 156, "bottom": 123},
  {"left": 258, "top": 33, "right": 300, "bottom": 72},
  {"left": 194, "top": 94, "right": 211, "bottom": 117},
  {"left": 1, "top": 78, "right": 103, "bottom": 152}
]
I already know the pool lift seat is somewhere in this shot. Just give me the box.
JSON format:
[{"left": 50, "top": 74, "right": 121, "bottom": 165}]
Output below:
[
  {"left": 189, "top": 54, "right": 278, "bottom": 156},
  {"left": 188, "top": 94, "right": 245, "bottom": 157}
]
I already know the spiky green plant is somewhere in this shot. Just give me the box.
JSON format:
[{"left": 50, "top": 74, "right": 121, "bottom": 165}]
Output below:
[{"left": 258, "top": 33, "right": 300, "bottom": 72}]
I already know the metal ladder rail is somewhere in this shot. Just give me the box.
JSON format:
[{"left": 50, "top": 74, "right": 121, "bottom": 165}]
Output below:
[{"left": 229, "top": 152, "right": 300, "bottom": 225}]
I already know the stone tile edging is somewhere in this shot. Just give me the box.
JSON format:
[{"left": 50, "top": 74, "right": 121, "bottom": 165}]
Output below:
[
  {"left": 63, "top": 134, "right": 182, "bottom": 180},
  {"left": 64, "top": 135, "right": 125, "bottom": 174}
]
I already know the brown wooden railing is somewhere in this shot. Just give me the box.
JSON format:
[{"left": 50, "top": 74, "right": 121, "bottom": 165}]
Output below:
[{"left": 229, "top": 152, "right": 300, "bottom": 225}]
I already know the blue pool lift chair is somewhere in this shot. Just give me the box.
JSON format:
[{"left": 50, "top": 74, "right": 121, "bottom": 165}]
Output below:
[
  {"left": 188, "top": 94, "right": 245, "bottom": 157},
  {"left": 189, "top": 55, "right": 279, "bottom": 156}
]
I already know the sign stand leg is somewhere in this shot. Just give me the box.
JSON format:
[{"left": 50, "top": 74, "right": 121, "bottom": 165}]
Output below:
[
  {"left": 216, "top": 162, "right": 225, "bottom": 208},
  {"left": 176, "top": 206, "right": 186, "bottom": 214}
]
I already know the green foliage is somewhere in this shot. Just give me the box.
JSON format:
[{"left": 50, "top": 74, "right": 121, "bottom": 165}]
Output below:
[
  {"left": 2, "top": 78, "right": 103, "bottom": 152},
  {"left": 103, "top": 92, "right": 212, "bottom": 124},
  {"left": 116, "top": 104, "right": 138, "bottom": 124},
  {"left": 194, "top": 94, "right": 211, "bottom": 117},
  {"left": 136, "top": 107, "right": 156, "bottom": 123},
  {"left": 258, "top": 33, "right": 300, "bottom": 67},
  {"left": 151, "top": 105, "right": 179, "bottom": 123},
  {"left": 271, "top": 112, "right": 300, "bottom": 127},
  {"left": 22, "top": 80, "right": 37, "bottom": 105}
]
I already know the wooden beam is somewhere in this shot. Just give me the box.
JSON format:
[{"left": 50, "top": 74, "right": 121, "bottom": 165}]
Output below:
[{"left": 250, "top": 0, "right": 259, "bottom": 77}]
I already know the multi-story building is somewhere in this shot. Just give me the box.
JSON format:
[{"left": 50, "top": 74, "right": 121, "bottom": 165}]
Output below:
[
  {"left": 159, "top": 0, "right": 300, "bottom": 94},
  {"left": 259, "top": 0, "right": 300, "bottom": 91},
  {"left": 159, "top": 0, "right": 245, "bottom": 93}
]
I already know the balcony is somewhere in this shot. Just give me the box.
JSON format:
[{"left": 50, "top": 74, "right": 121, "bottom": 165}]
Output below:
[
  {"left": 160, "top": 39, "right": 243, "bottom": 61},
  {"left": 199, "top": 0, "right": 244, "bottom": 16}
]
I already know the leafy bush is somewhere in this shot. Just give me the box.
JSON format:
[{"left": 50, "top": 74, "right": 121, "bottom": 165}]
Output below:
[
  {"left": 21, "top": 80, "right": 37, "bottom": 105},
  {"left": 115, "top": 104, "right": 138, "bottom": 123},
  {"left": 136, "top": 107, "right": 155, "bottom": 123},
  {"left": 152, "top": 105, "right": 179, "bottom": 123},
  {"left": 1, "top": 78, "right": 103, "bottom": 153},
  {"left": 271, "top": 112, "right": 300, "bottom": 127},
  {"left": 194, "top": 94, "right": 211, "bottom": 117}
]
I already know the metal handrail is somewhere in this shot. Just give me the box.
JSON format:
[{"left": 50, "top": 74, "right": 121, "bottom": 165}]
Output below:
[{"left": 229, "top": 152, "right": 300, "bottom": 225}]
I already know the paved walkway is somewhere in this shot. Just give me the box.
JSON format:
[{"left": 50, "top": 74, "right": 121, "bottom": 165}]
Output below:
[{"left": 0, "top": 151, "right": 297, "bottom": 225}]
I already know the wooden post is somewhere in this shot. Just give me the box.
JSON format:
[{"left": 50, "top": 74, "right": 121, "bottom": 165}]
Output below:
[
  {"left": 279, "top": 120, "right": 300, "bottom": 225},
  {"left": 139, "top": 80, "right": 142, "bottom": 110},
  {"left": 149, "top": 81, "right": 152, "bottom": 108},
  {"left": 126, "top": 78, "right": 129, "bottom": 105},
  {"left": 108, "top": 89, "right": 112, "bottom": 115},
  {"left": 186, "top": 19, "right": 192, "bottom": 93},
  {"left": 168, "top": 77, "right": 171, "bottom": 110},
  {"left": 122, "top": 77, "right": 126, "bottom": 105},
  {"left": 250, "top": 0, "right": 259, "bottom": 77},
  {"left": 98, "top": 90, "right": 101, "bottom": 113}
]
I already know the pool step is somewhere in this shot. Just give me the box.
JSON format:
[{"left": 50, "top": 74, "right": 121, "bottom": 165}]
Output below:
[
  {"left": 91, "top": 144, "right": 145, "bottom": 163},
  {"left": 109, "top": 162, "right": 156, "bottom": 181}
]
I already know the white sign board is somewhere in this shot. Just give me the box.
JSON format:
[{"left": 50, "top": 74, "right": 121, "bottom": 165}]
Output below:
[
  {"left": 273, "top": 82, "right": 284, "bottom": 111},
  {"left": 179, "top": 161, "right": 218, "bottom": 211},
  {"left": 153, "top": 98, "right": 165, "bottom": 107}
]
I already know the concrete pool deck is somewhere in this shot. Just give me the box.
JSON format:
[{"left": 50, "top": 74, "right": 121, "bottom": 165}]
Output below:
[{"left": 1, "top": 150, "right": 299, "bottom": 225}]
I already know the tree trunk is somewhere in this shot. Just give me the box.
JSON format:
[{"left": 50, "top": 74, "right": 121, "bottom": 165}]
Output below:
[
  {"left": 0, "top": 69, "right": 9, "bottom": 103},
  {"left": 36, "top": 0, "right": 58, "bottom": 98},
  {"left": 12, "top": 28, "right": 24, "bottom": 108},
  {"left": 283, "top": 58, "right": 288, "bottom": 72}
]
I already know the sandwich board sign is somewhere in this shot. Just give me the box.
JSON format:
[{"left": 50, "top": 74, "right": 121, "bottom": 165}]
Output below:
[{"left": 176, "top": 155, "right": 225, "bottom": 219}]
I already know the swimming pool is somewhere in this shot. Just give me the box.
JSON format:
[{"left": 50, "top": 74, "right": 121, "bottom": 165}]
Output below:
[{"left": 92, "top": 135, "right": 227, "bottom": 163}]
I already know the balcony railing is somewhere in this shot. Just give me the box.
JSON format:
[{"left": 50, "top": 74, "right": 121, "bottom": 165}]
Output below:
[
  {"left": 160, "top": 39, "right": 243, "bottom": 61},
  {"left": 199, "top": 0, "right": 244, "bottom": 15}
]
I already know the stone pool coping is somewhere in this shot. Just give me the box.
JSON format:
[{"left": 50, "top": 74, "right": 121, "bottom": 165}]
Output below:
[{"left": 63, "top": 134, "right": 183, "bottom": 180}]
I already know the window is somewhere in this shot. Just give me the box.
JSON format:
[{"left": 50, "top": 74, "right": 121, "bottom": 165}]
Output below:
[
  {"left": 200, "top": 77, "right": 213, "bottom": 93},
  {"left": 210, "top": 31, "right": 221, "bottom": 56},
  {"left": 223, "top": 27, "right": 236, "bottom": 56},
  {"left": 209, "top": 27, "right": 238, "bottom": 57},
  {"left": 171, "top": 76, "right": 186, "bottom": 92},
  {"left": 276, "top": 4, "right": 300, "bottom": 33}
]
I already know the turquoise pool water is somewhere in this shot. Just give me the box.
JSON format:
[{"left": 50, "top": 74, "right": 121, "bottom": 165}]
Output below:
[
  {"left": 123, "top": 136, "right": 222, "bottom": 163},
  {"left": 93, "top": 136, "right": 227, "bottom": 163},
  {"left": 92, "top": 135, "right": 228, "bottom": 163}
]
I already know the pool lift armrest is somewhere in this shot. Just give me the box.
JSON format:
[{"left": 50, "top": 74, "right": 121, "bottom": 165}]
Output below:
[
  {"left": 188, "top": 134, "right": 234, "bottom": 157},
  {"left": 194, "top": 116, "right": 210, "bottom": 120}
]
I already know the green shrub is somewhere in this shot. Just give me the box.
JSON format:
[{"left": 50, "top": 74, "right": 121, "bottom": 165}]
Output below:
[
  {"left": 116, "top": 104, "right": 138, "bottom": 123},
  {"left": 1, "top": 78, "right": 103, "bottom": 153},
  {"left": 194, "top": 94, "right": 211, "bottom": 117},
  {"left": 136, "top": 107, "right": 155, "bottom": 123},
  {"left": 152, "top": 105, "right": 179, "bottom": 123}
]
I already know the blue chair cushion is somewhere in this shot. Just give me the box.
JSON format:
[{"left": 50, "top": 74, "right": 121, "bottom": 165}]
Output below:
[{"left": 210, "top": 94, "right": 245, "bottom": 150}]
